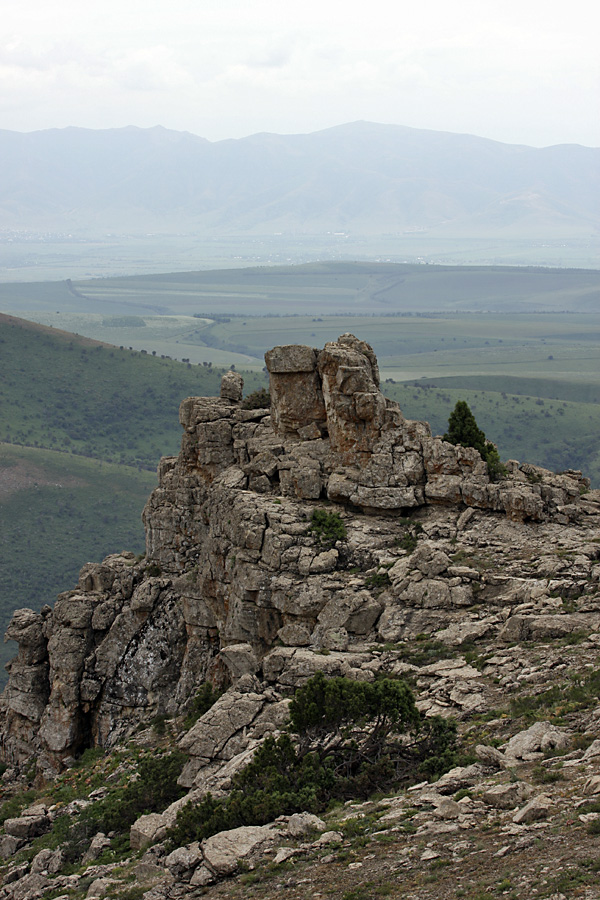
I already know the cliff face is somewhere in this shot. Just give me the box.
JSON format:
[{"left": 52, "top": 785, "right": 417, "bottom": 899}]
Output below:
[{"left": 1, "top": 334, "right": 597, "bottom": 775}]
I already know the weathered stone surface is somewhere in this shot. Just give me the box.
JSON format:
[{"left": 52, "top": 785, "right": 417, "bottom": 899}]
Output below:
[
  {"left": 81, "top": 833, "right": 111, "bottom": 865},
  {"left": 317, "top": 591, "right": 383, "bottom": 635},
  {"left": 86, "top": 877, "right": 120, "bottom": 897},
  {"left": 504, "top": 722, "right": 571, "bottom": 760},
  {"left": 78, "top": 563, "right": 116, "bottom": 593},
  {"left": 130, "top": 813, "right": 171, "bottom": 850},
  {"left": 4, "top": 872, "right": 50, "bottom": 900},
  {"left": 432, "top": 796, "right": 462, "bottom": 819},
  {"left": 287, "top": 812, "right": 327, "bottom": 837},
  {"left": 220, "top": 371, "right": 244, "bottom": 402},
  {"left": 265, "top": 345, "right": 325, "bottom": 436},
  {"left": 218, "top": 644, "right": 259, "bottom": 679},
  {"left": 482, "top": 782, "right": 532, "bottom": 810},
  {"left": 474, "top": 744, "right": 506, "bottom": 768},
  {"left": 499, "top": 613, "right": 600, "bottom": 643},
  {"left": 0, "top": 834, "right": 23, "bottom": 858},
  {"left": 513, "top": 794, "right": 552, "bottom": 824},
  {"left": 3, "top": 814, "right": 50, "bottom": 840},
  {"left": 433, "top": 764, "right": 486, "bottom": 794},
  {"left": 203, "top": 824, "right": 279, "bottom": 876},
  {"left": 411, "top": 544, "right": 451, "bottom": 577},
  {"left": 30, "top": 847, "right": 64, "bottom": 875},
  {"left": 165, "top": 842, "right": 204, "bottom": 880}
]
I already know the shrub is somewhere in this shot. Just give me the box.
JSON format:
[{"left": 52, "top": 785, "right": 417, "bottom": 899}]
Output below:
[
  {"left": 242, "top": 388, "right": 270, "bottom": 409},
  {"left": 84, "top": 750, "right": 187, "bottom": 837},
  {"left": 444, "top": 400, "right": 487, "bottom": 455},
  {"left": 307, "top": 509, "right": 347, "bottom": 548},
  {"left": 398, "top": 532, "right": 418, "bottom": 553},
  {"left": 167, "top": 672, "right": 457, "bottom": 849},
  {"left": 365, "top": 572, "right": 391, "bottom": 589},
  {"left": 25, "top": 749, "right": 188, "bottom": 871},
  {"left": 183, "top": 682, "right": 222, "bottom": 729}
]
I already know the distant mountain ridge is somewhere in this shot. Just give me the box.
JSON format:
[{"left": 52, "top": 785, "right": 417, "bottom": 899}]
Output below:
[{"left": 0, "top": 121, "right": 598, "bottom": 236}]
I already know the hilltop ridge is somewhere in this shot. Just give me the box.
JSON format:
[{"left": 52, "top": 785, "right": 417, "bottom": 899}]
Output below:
[{"left": 1, "top": 122, "right": 597, "bottom": 236}]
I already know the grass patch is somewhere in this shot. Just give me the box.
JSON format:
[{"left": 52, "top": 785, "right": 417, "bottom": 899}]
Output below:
[{"left": 509, "top": 668, "right": 600, "bottom": 720}]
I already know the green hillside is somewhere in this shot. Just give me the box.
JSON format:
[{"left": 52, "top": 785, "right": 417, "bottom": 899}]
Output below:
[
  {"left": 0, "top": 313, "right": 267, "bottom": 468},
  {"left": 0, "top": 444, "right": 157, "bottom": 678}
]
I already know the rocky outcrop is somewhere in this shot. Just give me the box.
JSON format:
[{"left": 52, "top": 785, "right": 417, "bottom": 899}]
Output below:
[
  {"left": 1, "top": 334, "right": 600, "bottom": 900},
  {"left": 0, "top": 334, "right": 598, "bottom": 772}
]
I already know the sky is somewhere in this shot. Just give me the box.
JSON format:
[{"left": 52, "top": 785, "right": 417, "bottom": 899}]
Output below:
[{"left": 1, "top": 0, "right": 598, "bottom": 148}]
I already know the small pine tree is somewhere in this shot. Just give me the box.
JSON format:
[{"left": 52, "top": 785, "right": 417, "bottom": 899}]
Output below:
[
  {"left": 444, "top": 400, "right": 487, "bottom": 455},
  {"left": 444, "top": 400, "right": 506, "bottom": 481}
]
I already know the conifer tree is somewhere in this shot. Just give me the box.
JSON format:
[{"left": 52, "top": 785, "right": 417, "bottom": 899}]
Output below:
[
  {"left": 444, "top": 400, "right": 487, "bottom": 454},
  {"left": 444, "top": 400, "right": 505, "bottom": 480}
]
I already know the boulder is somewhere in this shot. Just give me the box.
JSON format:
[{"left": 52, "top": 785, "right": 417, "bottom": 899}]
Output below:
[
  {"left": 513, "top": 794, "right": 552, "bottom": 824},
  {"left": 3, "top": 813, "right": 50, "bottom": 840},
  {"left": 30, "top": 847, "right": 64, "bottom": 875},
  {"left": 482, "top": 782, "right": 532, "bottom": 810},
  {"left": 287, "top": 812, "right": 327, "bottom": 837},
  {"left": 203, "top": 824, "right": 280, "bottom": 876},
  {"left": 164, "top": 842, "right": 204, "bottom": 880},
  {"left": 504, "top": 722, "right": 571, "bottom": 760}
]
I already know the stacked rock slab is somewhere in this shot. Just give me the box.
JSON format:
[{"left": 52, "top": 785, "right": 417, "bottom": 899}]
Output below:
[{"left": 0, "top": 334, "right": 594, "bottom": 772}]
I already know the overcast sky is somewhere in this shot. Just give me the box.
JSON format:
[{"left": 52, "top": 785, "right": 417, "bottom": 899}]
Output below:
[{"left": 2, "top": 0, "right": 598, "bottom": 147}]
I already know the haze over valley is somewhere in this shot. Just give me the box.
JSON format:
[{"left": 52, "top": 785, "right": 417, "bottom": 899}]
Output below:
[{"left": 0, "top": 122, "right": 598, "bottom": 279}]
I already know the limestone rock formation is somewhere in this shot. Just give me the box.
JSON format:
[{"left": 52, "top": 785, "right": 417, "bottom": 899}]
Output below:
[
  {"left": 0, "top": 334, "right": 597, "bottom": 773},
  {"left": 2, "top": 335, "right": 600, "bottom": 899}
]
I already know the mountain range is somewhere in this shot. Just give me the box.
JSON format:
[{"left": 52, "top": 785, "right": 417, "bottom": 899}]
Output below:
[{"left": 0, "top": 121, "right": 598, "bottom": 236}]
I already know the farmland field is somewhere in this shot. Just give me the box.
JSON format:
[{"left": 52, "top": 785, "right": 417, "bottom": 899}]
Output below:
[{"left": 1, "top": 234, "right": 597, "bottom": 284}]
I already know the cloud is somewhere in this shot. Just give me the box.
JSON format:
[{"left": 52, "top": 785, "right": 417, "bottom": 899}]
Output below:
[{"left": 0, "top": 0, "right": 597, "bottom": 146}]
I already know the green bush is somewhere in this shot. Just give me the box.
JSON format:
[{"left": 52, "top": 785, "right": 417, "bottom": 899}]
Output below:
[
  {"left": 398, "top": 532, "right": 418, "bottom": 553},
  {"left": 365, "top": 572, "right": 391, "bottom": 589},
  {"left": 45, "top": 750, "right": 188, "bottom": 867},
  {"left": 242, "top": 388, "right": 271, "bottom": 409},
  {"left": 307, "top": 509, "right": 347, "bottom": 548},
  {"left": 183, "top": 683, "right": 222, "bottom": 729},
  {"left": 167, "top": 672, "right": 457, "bottom": 849}
]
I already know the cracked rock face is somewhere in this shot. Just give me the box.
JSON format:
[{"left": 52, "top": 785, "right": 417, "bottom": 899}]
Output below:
[{"left": 1, "top": 334, "right": 598, "bottom": 770}]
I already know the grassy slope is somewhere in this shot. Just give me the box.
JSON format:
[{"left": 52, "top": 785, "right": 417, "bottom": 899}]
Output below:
[
  {"left": 0, "top": 444, "right": 157, "bottom": 677},
  {"left": 0, "top": 313, "right": 267, "bottom": 468}
]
